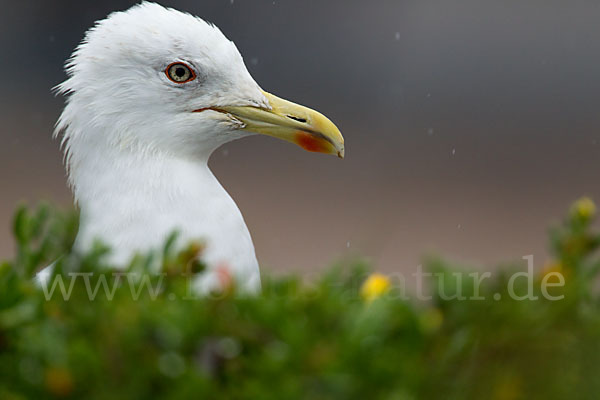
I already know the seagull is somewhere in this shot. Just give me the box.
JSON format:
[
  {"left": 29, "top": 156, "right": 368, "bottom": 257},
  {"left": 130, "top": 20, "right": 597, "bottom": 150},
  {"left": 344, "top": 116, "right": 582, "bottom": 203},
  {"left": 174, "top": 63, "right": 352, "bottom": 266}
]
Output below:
[{"left": 45, "top": 2, "right": 344, "bottom": 293}]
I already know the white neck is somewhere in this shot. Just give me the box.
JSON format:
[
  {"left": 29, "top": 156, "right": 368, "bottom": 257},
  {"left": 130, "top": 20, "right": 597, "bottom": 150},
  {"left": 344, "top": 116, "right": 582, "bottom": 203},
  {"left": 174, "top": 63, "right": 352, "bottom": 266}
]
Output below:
[{"left": 69, "top": 138, "right": 259, "bottom": 290}]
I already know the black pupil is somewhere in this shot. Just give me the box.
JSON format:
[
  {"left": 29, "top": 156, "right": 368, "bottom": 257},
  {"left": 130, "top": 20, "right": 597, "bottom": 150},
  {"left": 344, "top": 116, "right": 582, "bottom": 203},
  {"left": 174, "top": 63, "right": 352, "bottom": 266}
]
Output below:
[{"left": 175, "top": 67, "right": 186, "bottom": 78}]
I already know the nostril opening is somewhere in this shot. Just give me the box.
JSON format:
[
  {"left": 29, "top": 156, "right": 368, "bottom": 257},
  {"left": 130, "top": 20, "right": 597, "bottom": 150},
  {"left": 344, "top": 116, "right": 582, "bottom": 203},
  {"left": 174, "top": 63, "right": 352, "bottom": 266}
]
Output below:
[{"left": 287, "top": 115, "right": 307, "bottom": 123}]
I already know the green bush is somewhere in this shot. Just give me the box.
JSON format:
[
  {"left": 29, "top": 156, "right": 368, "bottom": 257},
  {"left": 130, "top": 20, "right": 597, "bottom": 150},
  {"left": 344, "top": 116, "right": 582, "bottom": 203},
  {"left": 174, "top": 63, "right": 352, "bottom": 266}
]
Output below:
[{"left": 1, "top": 200, "right": 600, "bottom": 399}]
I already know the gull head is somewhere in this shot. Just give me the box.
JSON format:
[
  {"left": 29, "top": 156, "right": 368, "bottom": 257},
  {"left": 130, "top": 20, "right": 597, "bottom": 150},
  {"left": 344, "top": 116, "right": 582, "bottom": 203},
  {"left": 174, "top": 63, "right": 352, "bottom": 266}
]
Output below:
[{"left": 55, "top": 2, "right": 344, "bottom": 163}]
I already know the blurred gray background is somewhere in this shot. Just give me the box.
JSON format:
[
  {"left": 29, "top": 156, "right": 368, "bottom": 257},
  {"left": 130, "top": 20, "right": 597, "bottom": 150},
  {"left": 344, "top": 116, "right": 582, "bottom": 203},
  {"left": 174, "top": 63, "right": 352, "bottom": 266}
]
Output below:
[{"left": 1, "top": 0, "right": 599, "bottom": 273}]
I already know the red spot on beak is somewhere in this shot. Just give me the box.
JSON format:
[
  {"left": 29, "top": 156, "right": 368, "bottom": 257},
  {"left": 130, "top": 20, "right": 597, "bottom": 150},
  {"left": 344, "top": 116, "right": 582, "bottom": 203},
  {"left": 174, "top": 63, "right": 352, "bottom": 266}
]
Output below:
[{"left": 294, "top": 131, "right": 331, "bottom": 153}]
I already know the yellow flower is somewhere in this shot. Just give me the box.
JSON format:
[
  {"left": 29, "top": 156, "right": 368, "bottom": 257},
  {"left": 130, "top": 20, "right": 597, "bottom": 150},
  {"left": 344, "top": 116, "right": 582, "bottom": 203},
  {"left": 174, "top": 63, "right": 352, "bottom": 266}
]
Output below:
[
  {"left": 571, "top": 197, "right": 596, "bottom": 220},
  {"left": 360, "top": 273, "right": 391, "bottom": 302}
]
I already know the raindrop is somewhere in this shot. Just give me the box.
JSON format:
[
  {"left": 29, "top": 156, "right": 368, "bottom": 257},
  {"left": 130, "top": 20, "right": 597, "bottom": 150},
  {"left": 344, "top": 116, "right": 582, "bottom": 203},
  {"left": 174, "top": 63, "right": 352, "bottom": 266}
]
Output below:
[
  {"left": 394, "top": 32, "right": 400, "bottom": 40},
  {"left": 251, "top": 57, "right": 259, "bottom": 66},
  {"left": 346, "top": 241, "right": 350, "bottom": 248},
  {"left": 427, "top": 128, "right": 434, "bottom": 136},
  {"left": 451, "top": 148, "right": 456, "bottom": 155}
]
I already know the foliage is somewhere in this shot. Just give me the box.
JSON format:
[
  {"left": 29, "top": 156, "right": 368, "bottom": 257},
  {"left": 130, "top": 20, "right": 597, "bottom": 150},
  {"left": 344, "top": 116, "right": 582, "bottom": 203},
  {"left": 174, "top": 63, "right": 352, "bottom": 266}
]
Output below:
[{"left": 1, "top": 200, "right": 600, "bottom": 399}]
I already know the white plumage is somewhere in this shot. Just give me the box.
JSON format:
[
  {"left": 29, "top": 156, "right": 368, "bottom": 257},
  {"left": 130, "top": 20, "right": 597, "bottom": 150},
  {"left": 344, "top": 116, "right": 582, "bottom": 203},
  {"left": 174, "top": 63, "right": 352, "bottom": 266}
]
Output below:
[{"left": 50, "top": 2, "right": 344, "bottom": 293}]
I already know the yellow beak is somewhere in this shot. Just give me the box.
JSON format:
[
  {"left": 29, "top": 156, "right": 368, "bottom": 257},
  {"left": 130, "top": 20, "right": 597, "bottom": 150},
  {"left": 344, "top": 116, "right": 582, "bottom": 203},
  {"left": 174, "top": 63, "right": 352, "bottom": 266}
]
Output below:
[{"left": 218, "top": 91, "right": 344, "bottom": 158}]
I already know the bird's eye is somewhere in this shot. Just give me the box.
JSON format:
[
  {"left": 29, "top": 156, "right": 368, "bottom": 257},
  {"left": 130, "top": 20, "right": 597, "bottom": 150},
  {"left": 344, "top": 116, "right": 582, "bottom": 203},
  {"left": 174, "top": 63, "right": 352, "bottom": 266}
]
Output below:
[{"left": 166, "top": 62, "right": 196, "bottom": 83}]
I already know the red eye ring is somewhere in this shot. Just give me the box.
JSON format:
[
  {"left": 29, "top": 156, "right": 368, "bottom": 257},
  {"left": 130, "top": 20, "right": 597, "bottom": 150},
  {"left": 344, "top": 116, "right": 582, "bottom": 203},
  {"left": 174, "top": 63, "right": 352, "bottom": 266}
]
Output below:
[{"left": 165, "top": 62, "right": 196, "bottom": 84}]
